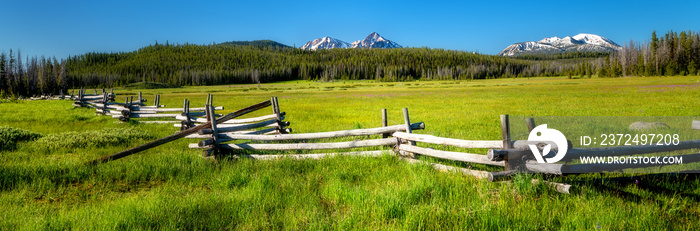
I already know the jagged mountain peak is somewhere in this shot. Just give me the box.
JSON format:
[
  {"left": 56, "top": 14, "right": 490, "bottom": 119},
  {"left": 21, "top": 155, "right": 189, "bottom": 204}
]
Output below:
[
  {"left": 352, "top": 32, "right": 402, "bottom": 49},
  {"left": 300, "top": 36, "right": 350, "bottom": 50},
  {"left": 365, "top": 32, "right": 387, "bottom": 43},
  {"left": 301, "top": 32, "right": 401, "bottom": 50}
]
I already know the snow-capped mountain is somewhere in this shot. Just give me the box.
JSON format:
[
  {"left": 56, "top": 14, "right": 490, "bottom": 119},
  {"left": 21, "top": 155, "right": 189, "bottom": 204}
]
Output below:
[
  {"left": 301, "top": 32, "right": 401, "bottom": 50},
  {"left": 549, "top": 36, "right": 583, "bottom": 48},
  {"left": 538, "top": 36, "right": 560, "bottom": 44},
  {"left": 350, "top": 32, "right": 402, "bottom": 49},
  {"left": 300, "top": 37, "right": 351, "bottom": 50},
  {"left": 499, "top": 41, "right": 564, "bottom": 56},
  {"left": 499, "top": 33, "right": 621, "bottom": 56},
  {"left": 572, "top": 33, "right": 620, "bottom": 49}
]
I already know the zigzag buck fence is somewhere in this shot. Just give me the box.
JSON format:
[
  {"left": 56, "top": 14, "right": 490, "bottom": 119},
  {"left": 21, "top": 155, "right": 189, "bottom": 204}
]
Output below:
[{"left": 66, "top": 91, "right": 700, "bottom": 194}]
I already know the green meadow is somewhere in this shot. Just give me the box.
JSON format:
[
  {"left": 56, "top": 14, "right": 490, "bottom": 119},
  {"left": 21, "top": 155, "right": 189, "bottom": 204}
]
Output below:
[{"left": 1, "top": 76, "right": 700, "bottom": 230}]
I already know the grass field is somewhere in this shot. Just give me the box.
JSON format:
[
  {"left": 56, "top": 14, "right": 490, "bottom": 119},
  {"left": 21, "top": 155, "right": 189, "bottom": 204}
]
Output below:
[{"left": 1, "top": 76, "right": 700, "bottom": 230}]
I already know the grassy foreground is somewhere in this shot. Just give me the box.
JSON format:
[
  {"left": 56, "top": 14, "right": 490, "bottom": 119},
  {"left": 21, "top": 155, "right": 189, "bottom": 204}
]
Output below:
[{"left": 1, "top": 76, "right": 700, "bottom": 230}]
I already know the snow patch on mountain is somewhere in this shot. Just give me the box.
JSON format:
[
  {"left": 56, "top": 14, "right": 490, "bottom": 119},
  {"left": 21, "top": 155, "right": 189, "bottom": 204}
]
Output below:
[
  {"left": 300, "top": 37, "right": 350, "bottom": 50},
  {"left": 301, "top": 32, "right": 401, "bottom": 50},
  {"left": 351, "top": 32, "right": 402, "bottom": 49},
  {"left": 499, "top": 41, "right": 563, "bottom": 56},
  {"left": 538, "top": 36, "right": 560, "bottom": 44},
  {"left": 499, "top": 33, "right": 621, "bottom": 56},
  {"left": 572, "top": 33, "right": 620, "bottom": 48}
]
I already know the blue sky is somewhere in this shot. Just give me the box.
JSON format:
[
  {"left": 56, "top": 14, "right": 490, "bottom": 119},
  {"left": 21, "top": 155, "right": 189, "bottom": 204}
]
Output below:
[{"left": 2, "top": 0, "right": 699, "bottom": 59}]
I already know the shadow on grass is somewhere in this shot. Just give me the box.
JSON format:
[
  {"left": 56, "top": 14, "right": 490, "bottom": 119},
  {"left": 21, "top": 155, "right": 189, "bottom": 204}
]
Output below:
[{"left": 562, "top": 173, "right": 700, "bottom": 203}]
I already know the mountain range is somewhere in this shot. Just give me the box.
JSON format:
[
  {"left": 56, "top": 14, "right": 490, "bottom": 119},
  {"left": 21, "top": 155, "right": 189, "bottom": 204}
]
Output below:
[
  {"left": 301, "top": 32, "right": 402, "bottom": 50},
  {"left": 498, "top": 33, "right": 621, "bottom": 56}
]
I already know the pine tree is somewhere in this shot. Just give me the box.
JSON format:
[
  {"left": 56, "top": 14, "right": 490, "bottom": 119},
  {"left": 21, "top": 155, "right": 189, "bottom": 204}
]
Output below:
[
  {"left": 651, "top": 30, "right": 659, "bottom": 74},
  {"left": 599, "top": 57, "right": 610, "bottom": 77},
  {"left": 586, "top": 63, "right": 592, "bottom": 78},
  {"left": 0, "top": 53, "right": 6, "bottom": 95}
]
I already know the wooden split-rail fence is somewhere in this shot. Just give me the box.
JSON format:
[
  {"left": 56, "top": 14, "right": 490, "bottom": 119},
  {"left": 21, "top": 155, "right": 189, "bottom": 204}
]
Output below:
[
  {"left": 105, "top": 93, "right": 225, "bottom": 124},
  {"left": 70, "top": 89, "right": 227, "bottom": 126},
  {"left": 182, "top": 111, "right": 700, "bottom": 194},
  {"left": 82, "top": 96, "right": 700, "bottom": 194},
  {"left": 25, "top": 88, "right": 112, "bottom": 101},
  {"left": 187, "top": 103, "right": 425, "bottom": 159},
  {"left": 28, "top": 89, "right": 76, "bottom": 100}
]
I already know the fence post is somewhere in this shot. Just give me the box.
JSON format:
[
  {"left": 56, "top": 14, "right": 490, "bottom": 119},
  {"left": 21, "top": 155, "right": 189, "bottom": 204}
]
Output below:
[
  {"left": 74, "top": 88, "right": 83, "bottom": 107},
  {"left": 154, "top": 95, "right": 161, "bottom": 108},
  {"left": 120, "top": 97, "right": 131, "bottom": 122},
  {"left": 526, "top": 117, "right": 536, "bottom": 132},
  {"left": 403, "top": 108, "right": 415, "bottom": 145},
  {"left": 138, "top": 92, "right": 142, "bottom": 106},
  {"left": 399, "top": 108, "right": 416, "bottom": 158},
  {"left": 382, "top": 108, "right": 388, "bottom": 138},
  {"left": 501, "top": 114, "right": 528, "bottom": 172},
  {"left": 205, "top": 103, "right": 220, "bottom": 156},
  {"left": 101, "top": 91, "right": 107, "bottom": 115},
  {"left": 501, "top": 115, "right": 512, "bottom": 169},
  {"left": 271, "top": 97, "right": 285, "bottom": 134},
  {"left": 485, "top": 115, "right": 520, "bottom": 181},
  {"left": 181, "top": 99, "right": 191, "bottom": 130}
]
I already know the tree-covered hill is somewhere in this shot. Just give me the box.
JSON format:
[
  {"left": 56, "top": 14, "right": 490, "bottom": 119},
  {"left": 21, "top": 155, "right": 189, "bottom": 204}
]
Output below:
[
  {"left": 62, "top": 44, "right": 573, "bottom": 89},
  {"left": 218, "top": 40, "right": 291, "bottom": 49}
]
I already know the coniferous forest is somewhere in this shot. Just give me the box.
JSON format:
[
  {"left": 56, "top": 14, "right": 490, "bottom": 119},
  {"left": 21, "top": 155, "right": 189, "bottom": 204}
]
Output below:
[{"left": 1, "top": 30, "right": 699, "bottom": 97}]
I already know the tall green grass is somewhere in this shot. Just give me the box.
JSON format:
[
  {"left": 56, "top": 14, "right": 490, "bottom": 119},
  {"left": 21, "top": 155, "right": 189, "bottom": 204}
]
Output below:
[
  {"left": 0, "top": 76, "right": 699, "bottom": 229},
  {"left": 0, "top": 126, "right": 42, "bottom": 151},
  {"left": 34, "top": 127, "right": 154, "bottom": 151}
]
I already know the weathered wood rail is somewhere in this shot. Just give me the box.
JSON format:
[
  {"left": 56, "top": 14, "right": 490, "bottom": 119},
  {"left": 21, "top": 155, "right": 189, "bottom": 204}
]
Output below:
[
  {"left": 82, "top": 94, "right": 700, "bottom": 194},
  {"left": 479, "top": 116, "right": 700, "bottom": 182},
  {"left": 86, "top": 99, "right": 273, "bottom": 165},
  {"left": 187, "top": 97, "right": 409, "bottom": 155},
  {"left": 29, "top": 88, "right": 115, "bottom": 101},
  {"left": 74, "top": 90, "right": 230, "bottom": 125}
]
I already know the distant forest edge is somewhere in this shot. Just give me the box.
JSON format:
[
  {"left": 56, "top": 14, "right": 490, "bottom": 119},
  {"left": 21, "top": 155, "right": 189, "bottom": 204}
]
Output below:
[{"left": 1, "top": 30, "right": 699, "bottom": 97}]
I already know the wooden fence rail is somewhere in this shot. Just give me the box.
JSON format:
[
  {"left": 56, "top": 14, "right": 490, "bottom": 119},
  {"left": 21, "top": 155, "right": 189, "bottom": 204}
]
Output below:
[
  {"left": 478, "top": 116, "right": 700, "bottom": 181},
  {"left": 175, "top": 113, "right": 283, "bottom": 124},
  {"left": 192, "top": 138, "right": 399, "bottom": 150},
  {"left": 82, "top": 96, "right": 700, "bottom": 194},
  {"left": 86, "top": 99, "right": 272, "bottom": 165},
  {"left": 203, "top": 123, "right": 425, "bottom": 142},
  {"left": 392, "top": 132, "right": 502, "bottom": 149}
]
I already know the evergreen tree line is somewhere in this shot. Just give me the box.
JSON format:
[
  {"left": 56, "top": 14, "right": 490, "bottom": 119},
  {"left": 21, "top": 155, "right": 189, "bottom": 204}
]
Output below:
[
  {"left": 0, "top": 49, "right": 67, "bottom": 97},
  {"left": 59, "top": 45, "right": 596, "bottom": 87},
  {"left": 1, "top": 30, "right": 698, "bottom": 97},
  {"left": 512, "top": 51, "right": 612, "bottom": 61},
  {"left": 600, "top": 30, "right": 700, "bottom": 77}
]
